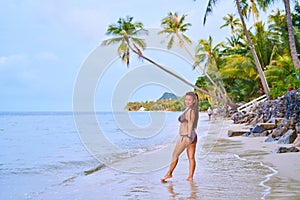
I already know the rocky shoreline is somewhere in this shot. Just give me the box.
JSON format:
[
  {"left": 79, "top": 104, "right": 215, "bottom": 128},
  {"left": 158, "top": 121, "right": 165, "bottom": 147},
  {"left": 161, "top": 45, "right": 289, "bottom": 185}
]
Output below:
[{"left": 227, "top": 89, "right": 300, "bottom": 153}]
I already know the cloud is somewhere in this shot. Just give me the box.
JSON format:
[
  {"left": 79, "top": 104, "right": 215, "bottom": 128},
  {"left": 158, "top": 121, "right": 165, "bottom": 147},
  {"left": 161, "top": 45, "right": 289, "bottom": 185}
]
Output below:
[
  {"left": 36, "top": 52, "right": 59, "bottom": 61},
  {"left": 0, "top": 54, "right": 26, "bottom": 66}
]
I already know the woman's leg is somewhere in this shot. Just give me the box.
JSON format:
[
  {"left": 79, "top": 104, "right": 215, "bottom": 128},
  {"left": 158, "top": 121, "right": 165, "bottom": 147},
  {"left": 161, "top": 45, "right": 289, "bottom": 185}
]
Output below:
[
  {"left": 186, "top": 141, "right": 197, "bottom": 181},
  {"left": 161, "top": 138, "right": 186, "bottom": 181}
]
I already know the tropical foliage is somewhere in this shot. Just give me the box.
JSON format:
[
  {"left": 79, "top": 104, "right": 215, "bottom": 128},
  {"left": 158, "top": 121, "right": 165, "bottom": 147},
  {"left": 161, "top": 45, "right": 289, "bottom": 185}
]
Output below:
[
  {"left": 105, "top": 1, "right": 300, "bottom": 110},
  {"left": 200, "top": 0, "right": 300, "bottom": 101}
]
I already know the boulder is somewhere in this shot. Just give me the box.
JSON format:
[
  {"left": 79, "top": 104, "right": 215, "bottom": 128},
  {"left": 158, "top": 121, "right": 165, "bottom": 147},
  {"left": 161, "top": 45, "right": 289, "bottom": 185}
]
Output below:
[
  {"left": 271, "top": 126, "right": 288, "bottom": 138},
  {"left": 274, "top": 146, "right": 299, "bottom": 153},
  {"left": 228, "top": 130, "right": 250, "bottom": 137},
  {"left": 249, "top": 130, "right": 269, "bottom": 137},
  {"left": 257, "top": 123, "right": 276, "bottom": 130},
  {"left": 296, "top": 124, "right": 300, "bottom": 134},
  {"left": 285, "top": 89, "right": 300, "bottom": 125},
  {"left": 265, "top": 137, "right": 276, "bottom": 142},
  {"left": 267, "top": 118, "right": 286, "bottom": 126},
  {"left": 292, "top": 134, "right": 300, "bottom": 147},
  {"left": 265, "top": 136, "right": 281, "bottom": 142},
  {"left": 277, "top": 130, "right": 297, "bottom": 144},
  {"left": 250, "top": 124, "right": 265, "bottom": 134}
]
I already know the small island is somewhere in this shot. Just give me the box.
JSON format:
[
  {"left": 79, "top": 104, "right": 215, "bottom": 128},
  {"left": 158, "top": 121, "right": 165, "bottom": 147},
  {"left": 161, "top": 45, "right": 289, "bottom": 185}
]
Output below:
[{"left": 126, "top": 92, "right": 211, "bottom": 112}]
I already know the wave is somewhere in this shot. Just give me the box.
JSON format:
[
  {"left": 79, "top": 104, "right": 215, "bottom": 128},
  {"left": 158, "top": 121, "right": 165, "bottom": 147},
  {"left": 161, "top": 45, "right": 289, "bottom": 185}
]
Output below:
[{"left": 233, "top": 154, "right": 278, "bottom": 200}]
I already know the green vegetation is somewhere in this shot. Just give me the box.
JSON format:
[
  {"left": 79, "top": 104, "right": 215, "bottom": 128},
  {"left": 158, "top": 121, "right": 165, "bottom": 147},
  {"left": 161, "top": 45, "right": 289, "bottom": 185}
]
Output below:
[
  {"left": 126, "top": 98, "right": 184, "bottom": 112},
  {"left": 103, "top": 1, "right": 300, "bottom": 109},
  {"left": 126, "top": 95, "right": 211, "bottom": 112}
]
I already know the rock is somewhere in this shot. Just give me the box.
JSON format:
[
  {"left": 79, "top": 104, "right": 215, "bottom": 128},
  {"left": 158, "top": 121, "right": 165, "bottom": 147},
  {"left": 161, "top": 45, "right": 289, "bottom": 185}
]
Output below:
[
  {"left": 262, "top": 130, "right": 270, "bottom": 136},
  {"left": 285, "top": 89, "right": 300, "bottom": 125},
  {"left": 271, "top": 126, "right": 288, "bottom": 138},
  {"left": 257, "top": 123, "right": 276, "bottom": 130},
  {"left": 233, "top": 90, "right": 300, "bottom": 126},
  {"left": 296, "top": 124, "right": 300, "bottom": 134},
  {"left": 267, "top": 118, "right": 287, "bottom": 126},
  {"left": 277, "top": 130, "right": 297, "bottom": 144},
  {"left": 265, "top": 137, "right": 276, "bottom": 142},
  {"left": 274, "top": 146, "right": 300, "bottom": 153},
  {"left": 250, "top": 125, "right": 265, "bottom": 134},
  {"left": 289, "top": 147, "right": 300, "bottom": 152},
  {"left": 274, "top": 146, "right": 288, "bottom": 153},
  {"left": 228, "top": 130, "right": 250, "bottom": 137},
  {"left": 248, "top": 133, "right": 260, "bottom": 137},
  {"left": 243, "top": 132, "right": 250, "bottom": 137},
  {"left": 249, "top": 130, "right": 269, "bottom": 137},
  {"left": 265, "top": 136, "right": 281, "bottom": 142},
  {"left": 292, "top": 134, "right": 300, "bottom": 147}
]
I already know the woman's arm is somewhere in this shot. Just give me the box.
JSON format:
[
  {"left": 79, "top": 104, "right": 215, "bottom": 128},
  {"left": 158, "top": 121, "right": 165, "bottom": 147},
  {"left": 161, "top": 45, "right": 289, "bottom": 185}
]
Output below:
[{"left": 186, "top": 109, "right": 195, "bottom": 138}]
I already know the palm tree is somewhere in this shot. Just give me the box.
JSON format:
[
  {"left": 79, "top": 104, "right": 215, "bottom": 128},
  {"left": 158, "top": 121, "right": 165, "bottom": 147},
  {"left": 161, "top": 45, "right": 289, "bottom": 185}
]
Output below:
[
  {"left": 102, "top": 16, "right": 147, "bottom": 66},
  {"left": 102, "top": 16, "right": 230, "bottom": 105},
  {"left": 194, "top": 36, "right": 232, "bottom": 103},
  {"left": 240, "top": 0, "right": 265, "bottom": 25},
  {"left": 200, "top": 0, "right": 270, "bottom": 95},
  {"left": 283, "top": 0, "right": 300, "bottom": 69},
  {"left": 159, "top": 12, "right": 234, "bottom": 106},
  {"left": 265, "top": 55, "right": 294, "bottom": 83},
  {"left": 252, "top": 21, "right": 280, "bottom": 69},
  {"left": 264, "top": 54, "right": 299, "bottom": 96},
  {"left": 262, "top": 0, "right": 300, "bottom": 70},
  {"left": 159, "top": 12, "right": 192, "bottom": 51},
  {"left": 220, "top": 54, "right": 262, "bottom": 101},
  {"left": 220, "top": 14, "right": 243, "bottom": 48}
]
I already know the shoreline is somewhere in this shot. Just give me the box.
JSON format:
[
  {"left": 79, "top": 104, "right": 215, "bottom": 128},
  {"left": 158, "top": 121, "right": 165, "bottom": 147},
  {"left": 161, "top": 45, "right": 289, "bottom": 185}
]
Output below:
[
  {"left": 209, "top": 119, "right": 300, "bottom": 198},
  {"left": 32, "top": 117, "right": 300, "bottom": 200}
]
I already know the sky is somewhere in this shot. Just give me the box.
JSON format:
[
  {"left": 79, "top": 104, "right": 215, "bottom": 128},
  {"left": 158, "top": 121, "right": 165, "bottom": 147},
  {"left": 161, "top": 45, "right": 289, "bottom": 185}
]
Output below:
[{"left": 0, "top": 0, "right": 283, "bottom": 112}]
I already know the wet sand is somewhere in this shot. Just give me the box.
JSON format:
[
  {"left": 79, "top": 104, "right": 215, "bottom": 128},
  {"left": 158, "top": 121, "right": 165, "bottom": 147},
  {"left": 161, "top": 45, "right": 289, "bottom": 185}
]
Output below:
[
  {"left": 34, "top": 119, "right": 300, "bottom": 200},
  {"left": 216, "top": 121, "right": 300, "bottom": 200}
]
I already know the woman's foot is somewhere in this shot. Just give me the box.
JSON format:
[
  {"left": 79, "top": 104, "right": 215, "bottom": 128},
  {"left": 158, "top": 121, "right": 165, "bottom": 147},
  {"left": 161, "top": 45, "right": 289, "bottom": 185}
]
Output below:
[
  {"left": 186, "top": 176, "right": 193, "bottom": 181},
  {"left": 160, "top": 174, "right": 172, "bottom": 182}
]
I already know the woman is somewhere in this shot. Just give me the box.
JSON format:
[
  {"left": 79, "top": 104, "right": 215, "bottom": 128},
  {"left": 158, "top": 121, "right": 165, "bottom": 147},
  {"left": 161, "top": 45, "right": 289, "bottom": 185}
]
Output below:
[{"left": 161, "top": 92, "right": 199, "bottom": 182}]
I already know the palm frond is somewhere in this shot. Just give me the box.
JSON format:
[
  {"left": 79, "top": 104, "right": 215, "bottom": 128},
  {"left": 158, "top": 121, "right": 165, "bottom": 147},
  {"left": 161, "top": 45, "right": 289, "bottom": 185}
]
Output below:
[
  {"left": 167, "top": 35, "right": 175, "bottom": 50},
  {"left": 117, "top": 41, "right": 127, "bottom": 56},
  {"left": 131, "top": 37, "right": 146, "bottom": 50},
  {"left": 101, "top": 37, "right": 123, "bottom": 46},
  {"left": 182, "top": 34, "right": 192, "bottom": 45},
  {"left": 203, "top": 0, "right": 221, "bottom": 25}
]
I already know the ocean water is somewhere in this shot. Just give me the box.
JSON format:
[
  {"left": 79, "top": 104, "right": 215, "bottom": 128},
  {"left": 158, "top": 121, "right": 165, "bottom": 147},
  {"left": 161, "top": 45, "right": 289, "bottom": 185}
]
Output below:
[
  {"left": 0, "top": 112, "right": 280, "bottom": 199},
  {"left": 0, "top": 112, "right": 192, "bottom": 199}
]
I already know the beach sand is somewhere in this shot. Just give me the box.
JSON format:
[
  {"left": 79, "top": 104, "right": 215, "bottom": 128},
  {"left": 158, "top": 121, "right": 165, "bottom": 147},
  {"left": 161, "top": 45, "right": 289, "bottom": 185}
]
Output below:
[
  {"left": 216, "top": 121, "right": 300, "bottom": 200},
  {"left": 34, "top": 119, "right": 300, "bottom": 200}
]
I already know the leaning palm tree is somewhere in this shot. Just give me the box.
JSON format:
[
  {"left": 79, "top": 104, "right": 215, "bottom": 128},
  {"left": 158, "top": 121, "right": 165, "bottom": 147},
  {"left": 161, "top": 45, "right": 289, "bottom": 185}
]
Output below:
[
  {"left": 199, "top": 0, "right": 271, "bottom": 95},
  {"left": 159, "top": 12, "right": 234, "bottom": 106},
  {"left": 194, "top": 36, "right": 235, "bottom": 104},
  {"left": 102, "top": 16, "right": 230, "bottom": 105}
]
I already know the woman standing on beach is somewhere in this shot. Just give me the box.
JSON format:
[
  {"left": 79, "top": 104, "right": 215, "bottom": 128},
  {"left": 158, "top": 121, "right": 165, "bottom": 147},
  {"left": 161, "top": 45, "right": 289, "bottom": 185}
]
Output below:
[{"left": 161, "top": 92, "right": 199, "bottom": 181}]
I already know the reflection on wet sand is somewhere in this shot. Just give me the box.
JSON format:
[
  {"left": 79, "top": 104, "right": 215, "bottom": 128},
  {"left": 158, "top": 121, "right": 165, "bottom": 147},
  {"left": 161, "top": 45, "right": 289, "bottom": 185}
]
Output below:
[{"left": 164, "top": 181, "right": 198, "bottom": 200}]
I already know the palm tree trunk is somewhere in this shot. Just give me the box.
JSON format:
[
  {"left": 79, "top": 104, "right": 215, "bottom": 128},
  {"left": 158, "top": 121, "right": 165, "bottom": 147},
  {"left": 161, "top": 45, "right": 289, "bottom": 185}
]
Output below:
[
  {"left": 235, "top": 0, "right": 270, "bottom": 95},
  {"left": 127, "top": 41, "right": 237, "bottom": 108},
  {"left": 174, "top": 32, "right": 234, "bottom": 105},
  {"left": 283, "top": 0, "right": 300, "bottom": 70}
]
